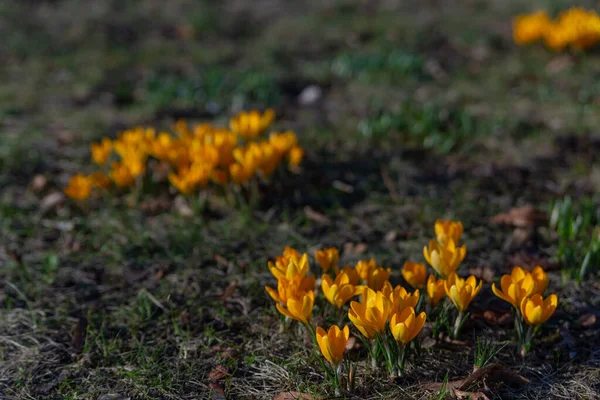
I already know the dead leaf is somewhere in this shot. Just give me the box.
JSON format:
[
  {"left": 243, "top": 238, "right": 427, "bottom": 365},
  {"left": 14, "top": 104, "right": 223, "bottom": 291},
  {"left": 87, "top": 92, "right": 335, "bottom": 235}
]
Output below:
[
  {"left": 453, "top": 390, "right": 490, "bottom": 400},
  {"left": 153, "top": 264, "right": 171, "bottom": 280},
  {"left": 209, "top": 383, "right": 226, "bottom": 400},
  {"left": 208, "top": 365, "right": 228, "bottom": 382},
  {"left": 31, "top": 175, "right": 48, "bottom": 193},
  {"left": 345, "top": 336, "right": 357, "bottom": 351},
  {"left": 343, "top": 242, "right": 368, "bottom": 255},
  {"left": 214, "top": 254, "right": 229, "bottom": 266},
  {"left": 332, "top": 180, "right": 354, "bottom": 193},
  {"left": 491, "top": 206, "right": 547, "bottom": 228},
  {"left": 40, "top": 192, "right": 65, "bottom": 214},
  {"left": 577, "top": 313, "right": 597, "bottom": 328},
  {"left": 174, "top": 196, "right": 193, "bottom": 217},
  {"left": 71, "top": 317, "right": 88, "bottom": 351},
  {"left": 483, "top": 310, "right": 512, "bottom": 327},
  {"left": 422, "top": 363, "right": 529, "bottom": 393},
  {"left": 546, "top": 55, "right": 573, "bottom": 75},
  {"left": 304, "top": 206, "right": 331, "bottom": 225},
  {"left": 221, "top": 280, "right": 238, "bottom": 301},
  {"left": 384, "top": 231, "right": 397, "bottom": 242},
  {"left": 273, "top": 392, "right": 321, "bottom": 400}
]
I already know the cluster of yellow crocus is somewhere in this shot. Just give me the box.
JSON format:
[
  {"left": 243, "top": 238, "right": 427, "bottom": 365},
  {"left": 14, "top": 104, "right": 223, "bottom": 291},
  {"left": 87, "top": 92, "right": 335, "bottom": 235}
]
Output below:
[
  {"left": 492, "top": 265, "right": 557, "bottom": 354},
  {"left": 64, "top": 109, "right": 304, "bottom": 200},
  {"left": 265, "top": 248, "right": 315, "bottom": 325},
  {"left": 513, "top": 8, "right": 600, "bottom": 51}
]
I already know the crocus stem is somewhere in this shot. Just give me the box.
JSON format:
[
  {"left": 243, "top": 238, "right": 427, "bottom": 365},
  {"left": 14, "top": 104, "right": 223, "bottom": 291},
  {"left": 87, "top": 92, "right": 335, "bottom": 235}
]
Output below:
[
  {"left": 453, "top": 311, "right": 464, "bottom": 339},
  {"left": 371, "top": 340, "right": 378, "bottom": 369},
  {"left": 334, "top": 364, "right": 342, "bottom": 396},
  {"left": 397, "top": 345, "right": 406, "bottom": 377}
]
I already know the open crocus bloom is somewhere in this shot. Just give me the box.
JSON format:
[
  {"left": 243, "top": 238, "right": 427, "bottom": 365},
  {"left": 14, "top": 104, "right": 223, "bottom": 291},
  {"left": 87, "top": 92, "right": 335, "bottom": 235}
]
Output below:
[
  {"left": 444, "top": 273, "right": 482, "bottom": 313},
  {"left": 520, "top": 294, "right": 558, "bottom": 326},
  {"left": 390, "top": 307, "right": 426, "bottom": 346},
  {"left": 316, "top": 325, "right": 350, "bottom": 365},
  {"left": 423, "top": 239, "right": 466, "bottom": 278}
]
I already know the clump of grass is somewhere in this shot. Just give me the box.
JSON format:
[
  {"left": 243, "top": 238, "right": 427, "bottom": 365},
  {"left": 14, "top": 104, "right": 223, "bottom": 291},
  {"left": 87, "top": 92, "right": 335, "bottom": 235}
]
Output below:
[
  {"left": 358, "top": 103, "right": 478, "bottom": 154},
  {"left": 473, "top": 336, "right": 506, "bottom": 369},
  {"left": 331, "top": 49, "right": 426, "bottom": 83},
  {"left": 550, "top": 196, "right": 600, "bottom": 282}
]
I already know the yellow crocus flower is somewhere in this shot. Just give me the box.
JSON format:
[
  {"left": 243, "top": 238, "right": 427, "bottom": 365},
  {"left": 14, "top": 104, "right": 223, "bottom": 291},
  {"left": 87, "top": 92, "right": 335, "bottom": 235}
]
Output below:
[
  {"left": 348, "top": 288, "right": 390, "bottom": 338},
  {"left": 401, "top": 261, "right": 427, "bottom": 289},
  {"left": 366, "top": 267, "right": 391, "bottom": 291},
  {"left": 513, "top": 10, "right": 552, "bottom": 45},
  {"left": 434, "top": 219, "right": 463, "bottom": 246},
  {"left": 91, "top": 138, "right": 112, "bottom": 165},
  {"left": 531, "top": 266, "right": 549, "bottom": 295},
  {"left": 265, "top": 274, "right": 315, "bottom": 305},
  {"left": 423, "top": 239, "right": 466, "bottom": 278},
  {"left": 444, "top": 273, "right": 482, "bottom": 313},
  {"left": 520, "top": 294, "right": 558, "bottom": 326},
  {"left": 426, "top": 274, "right": 446, "bottom": 307},
  {"left": 381, "top": 282, "right": 420, "bottom": 315},
  {"left": 314, "top": 247, "right": 339, "bottom": 273},
  {"left": 355, "top": 259, "right": 377, "bottom": 282},
  {"left": 64, "top": 174, "right": 92, "bottom": 200},
  {"left": 492, "top": 266, "right": 536, "bottom": 309},
  {"left": 321, "top": 272, "right": 361, "bottom": 309},
  {"left": 316, "top": 325, "right": 350, "bottom": 365},
  {"left": 276, "top": 291, "right": 314, "bottom": 325},
  {"left": 389, "top": 307, "right": 426, "bottom": 346}
]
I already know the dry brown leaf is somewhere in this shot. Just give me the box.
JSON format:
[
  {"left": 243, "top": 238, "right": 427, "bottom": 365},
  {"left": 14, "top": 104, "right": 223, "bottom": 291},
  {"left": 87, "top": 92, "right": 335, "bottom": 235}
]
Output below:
[
  {"left": 273, "top": 392, "right": 321, "bottom": 400},
  {"left": 453, "top": 389, "right": 490, "bottom": 400},
  {"left": 423, "top": 363, "right": 528, "bottom": 393},
  {"left": 304, "top": 206, "right": 331, "bottom": 225},
  {"left": 384, "top": 230, "right": 397, "bottom": 242},
  {"left": 71, "top": 317, "right": 88, "bottom": 351},
  {"left": 40, "top": 192, "right": 65, "bottom": 214},
  {"left": 174, "top": 196, "right": 193, "bottom": 217},
  {"left": 482, "top": 310, "right": 513, "bottom": 327},
  {"left": 31, "top": 175, "right": 48, "bottom": 193},
  {"left": 209, "top": 383, "right": 226, "bottom": 399},
  {"left": 208, "top": 365, "right": 228, "bottom": 381},
  {"left": 345, "top": 336, "right": 357, "bottom": 351},
  {"left": 221, "top": 280, "right": 238, "bottom": 301},
  {"left": 491, "top": 206, "right": 547, "bottom": 227},
  {"left": 343, "top": 242, "right": 368, "bottom": 255},
  {"left": 214, "top": 254, "right": 229, "bottom": 266},
  {"left": 578, "top": 313, "right": 597, "bottom": 328}
]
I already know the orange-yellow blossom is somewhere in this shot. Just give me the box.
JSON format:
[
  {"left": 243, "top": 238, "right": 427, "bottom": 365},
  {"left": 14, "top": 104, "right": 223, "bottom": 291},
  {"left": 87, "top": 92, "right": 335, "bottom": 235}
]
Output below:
[
  {"left": 520, "top": 294, "right": 558, "bottom": 326},
  {"left": 423, "top": 239, "right": 466, "bottom": 278},
  {"left": 513, "top": 11, "right": 552, "bottom": 45},
  {"left": 531, "top": 266, "right": 549, "bottom": 295},
  {"left": 316, "top": 325, "right": 350, "bottom": 365},
  {"left": 321, "top": 272, "right": 362, "bottom": 309},
  {"left": 445, "top": 273, "right": 482, "bottom": 313},
  {"left": 389, "top": 307, "right": 426, "bottom": 346},
  {"left": 402, "top": 261, "right": 427, "bottom": 289},
  {"left": 434, "top": 219, "right": 463, "bottom": 246},
  {"left": 366, "top": 266, "right": 391, "bottom": 291},
  {"left": 64, "top": 174, "right": 92, "bottom": 200},
  {"left": 355, "top": 259, "right": 377, "bottom": 281},
  {"left": 492, "top": 266, "right": 536, "bottom": 309},
  {"left": 265, "top": 274, "right": 315, "bottom": 305},
  {"left": 229, "top": 109, "right": 275, "bottom": 140},
  {"left": 381, "top": 281, "right": 420, "bottom": 315},
  {"left": 426, "top": 274, "right": 446, "bottom": 307},
  {"left": 91, "top": 138, "right": 112, "bottom": 165},
  {"left": 348, "top": 288, "right": 390, "bottom": 339},
  {"left": 315, "top": 247, "right": 339, "bottom": 272},
  {"left": 276, "top": 291, "right": 314, "bottom": 325}
]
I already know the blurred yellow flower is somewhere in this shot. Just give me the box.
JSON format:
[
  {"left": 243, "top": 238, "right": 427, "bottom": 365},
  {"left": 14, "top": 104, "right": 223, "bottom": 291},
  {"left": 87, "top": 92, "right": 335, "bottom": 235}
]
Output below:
[
  {"left": 230, "top": 109, "right": 275, "bottom": 140},
  {"left": 423, "top": 239, "right": 466, "bottom": 278},
  {"left": 316, "top": 325, "right": 350, "bottom": 365},
  {"left": 366, "top": 266, "right": 391, "bottom": 291},
  {"left": 389, "top": 307, "right": 426, "bottom": 346},
  {"left": 88, "top": 171, "right": 111, "bottom": 189},
  {"left": 520, "top": 293, "right": 558, "bottom": 326},
  {"left": 355, "top": 259, "right": 377, "bottom": 281},
  {"left": 531, "top": 266, "right": 549, "bottom": 295},
  {"left": 513, "top": 11, "right": 552, "bottom": 45},
  {"left": 444, "top": 273, "right": 482, "bottom": 313},
  {"left": 91, "top": 138, "right": 112, "bottom": 165},
  {"left": 315, "top": 247, "right": 339, "bottom": 272},
  {"left": 64, "top": 174, "right": 92, "bottom": 200},
  {"left": 402, "top": 261, "right": 427, "bottom": 289},
  {"left": 288, "top": 146, "right": 304, "bottom": 167},
  {"left": 348, "top": 288, "right": 390, "bottom": 338},
  {"left": 265, "top": 274, "right": 315, "bottom": 305},
  {"left": 426, "top": 274, "right": 446, "bottom": 307},
  {"left": 434, "top": 219, "right": 463, "bottom": 246}
]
